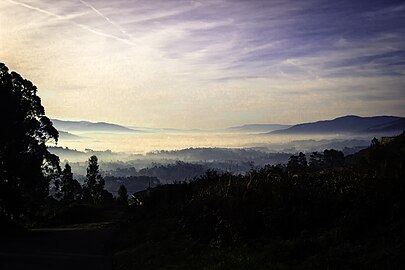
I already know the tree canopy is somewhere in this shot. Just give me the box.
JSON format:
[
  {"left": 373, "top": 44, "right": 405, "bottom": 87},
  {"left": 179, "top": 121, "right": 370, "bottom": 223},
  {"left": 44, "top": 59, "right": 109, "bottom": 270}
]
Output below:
[
  {"left": 60, "top": 163, "right": 82, "bottom": 203},
  {"left": 117, "top": 184, "right": 128, "bottom": 206},
  {"left": 83, "top": 155, "right": 105, "bottom": 204},
  {"left": 0, "top": 63, "right": 60, "bottom": 218}
]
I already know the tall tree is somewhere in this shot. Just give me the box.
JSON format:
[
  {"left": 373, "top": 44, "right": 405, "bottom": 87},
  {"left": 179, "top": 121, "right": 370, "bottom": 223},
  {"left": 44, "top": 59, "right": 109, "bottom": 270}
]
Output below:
[
  {"left": 60, "top": 163, "right": 82, "bottom": 203},
  {"left": 117, "top": 184, "right": 128, "bottom": 206},
  {"left": 0, "top": 63, "right": 60, "bottom": 218},
  {"left": 84, "top": 155, "right": 105, "bottom": 204}
]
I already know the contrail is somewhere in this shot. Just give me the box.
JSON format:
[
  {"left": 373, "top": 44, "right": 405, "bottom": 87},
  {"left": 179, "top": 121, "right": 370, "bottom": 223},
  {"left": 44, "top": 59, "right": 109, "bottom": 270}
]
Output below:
[
  {"left": 78, "top": 0, "right": 133, "bottom": 41},
  {"left": 6, "top": 0, "right": 135, "bottom": 46}
]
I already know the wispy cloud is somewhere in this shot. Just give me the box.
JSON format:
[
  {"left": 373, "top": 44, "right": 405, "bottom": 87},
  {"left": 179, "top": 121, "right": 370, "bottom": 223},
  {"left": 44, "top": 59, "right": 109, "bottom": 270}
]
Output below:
[
  {"left": 78, "top": 0, "right": 133, "bottom": 41},
  {"left": 5, "top": 0, "right": 135, "bottom": 45},
  {"left": 1, "top": 0, "right": 404, "bottom": 128}
]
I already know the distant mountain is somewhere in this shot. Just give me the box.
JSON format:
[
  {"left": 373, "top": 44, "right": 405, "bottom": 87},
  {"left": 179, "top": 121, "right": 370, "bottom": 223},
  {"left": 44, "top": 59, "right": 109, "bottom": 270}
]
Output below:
[
  {"left": 51, "top": 119, "right": 139, "bottom": 133},
  {"left": 48, "top": 146, "right": 120, "bottom": 163},
  {"left": 364, "top": 118, "right": 405, "bottom": 133},
  {"left": 129, "top": 126, "right": 203, "bottom": 133},
  {"left": 269, "top": 115, "right": 404, "bottom": 135},
  {"left": 59, "top": 130, "right": 81, "bottom": 140},
  {"left": 227, "top": 124, "right": 291, "bottom": 132}
]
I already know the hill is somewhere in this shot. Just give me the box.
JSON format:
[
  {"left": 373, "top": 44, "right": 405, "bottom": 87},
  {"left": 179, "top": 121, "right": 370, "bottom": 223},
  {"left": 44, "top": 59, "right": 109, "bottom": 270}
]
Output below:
[
  {"left": 51, "top": 119, "right": 139, "bottom": 133},
  {"left": 269, "top": 115, "right": 403, "bottom": 135},
  {"left": 226, "top": 124, "right": 291, "bottom": 132},
  {"left": 113, "top": 132, "right": 405, "bottom": 269},
  {"left": 364, "top": 118, "right": 405, "bottom": 133},
  {"left": 59, "top": 130, "right": 81, "bottom": 140}
]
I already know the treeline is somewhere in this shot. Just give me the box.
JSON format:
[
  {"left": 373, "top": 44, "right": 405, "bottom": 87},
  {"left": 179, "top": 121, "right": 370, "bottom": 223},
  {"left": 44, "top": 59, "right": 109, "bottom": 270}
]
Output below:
[
  {"left": 0, "top": 63, "right": 127, "bottom": 228},
  {"left": 104, "top": 175, "right": 160, "bottom": 195},
  {"left": 54, "top": 156, "right": 113, "bottom": 206},
  {"left": 114, "top": 132, "right": 405, "bottom": 269}
]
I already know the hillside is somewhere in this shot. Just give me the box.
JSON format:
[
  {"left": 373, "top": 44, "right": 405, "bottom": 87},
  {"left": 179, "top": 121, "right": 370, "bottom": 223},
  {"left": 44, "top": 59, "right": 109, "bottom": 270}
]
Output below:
[
  {"left": 269, "top": 115, "right": 403, "bottom": 135},
  {"left": 113, "top": 132, "right": 405, "bottom": 270},
  {"left": 59, "top": 130, "right": 81, "bottom": 140},
  {"left": 364, "top": 118, "right": 405, "bottom": 133},
  {"left": 226, "top": 124, "right": 291, "bottom": 132},
  {"left": 51, "top": 119, "right": 139, "bottom": 133}
]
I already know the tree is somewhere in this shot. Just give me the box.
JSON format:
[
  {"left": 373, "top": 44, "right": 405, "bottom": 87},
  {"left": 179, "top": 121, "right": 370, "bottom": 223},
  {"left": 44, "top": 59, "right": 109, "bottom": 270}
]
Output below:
[
  {"left": 60, "top": 163, "right": 82, "bottom": 203},
  {"left": 0, "top": 63, "right": 60, "bottom": 219},
  {"left": 309, "top": 151, "right": 324, "bottom": 169},
  {"left": 117, "top": 184, "right": 128, "bottom": 206},
  {"left": 84, "top": 155, "right": 105, "bottom": 204},
  {"left": 287, "top": 152, "right": 307, "bottom": 172},
  {"left": 323, "top": 149, "right": 344, "bottom": 168},
  {"left": 371, "top": 137, "right": 380, "bottom": 147}
]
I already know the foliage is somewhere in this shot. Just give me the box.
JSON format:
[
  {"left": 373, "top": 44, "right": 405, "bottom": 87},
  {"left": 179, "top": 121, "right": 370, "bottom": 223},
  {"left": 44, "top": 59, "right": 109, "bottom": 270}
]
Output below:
[
  {"left": 83, "top": 155, "right": 106, "bottom": 204},
  {"left": 0, "top": 63, "right": 60, "bottom": 219},
  {"left": 60, "top": 163, "right": 82, "bottom": 203},
  {"left": 114, "top": 133, "right": 405, "bottom": 269},
  {"left": 287, "top": 152, "right": 307, "bottom": 172},
  {"left": 309, "top": 149, "right": 345, "bottom": 169},
  {"left": 117, "top": 184, "right": 128, "bottom": 206}
]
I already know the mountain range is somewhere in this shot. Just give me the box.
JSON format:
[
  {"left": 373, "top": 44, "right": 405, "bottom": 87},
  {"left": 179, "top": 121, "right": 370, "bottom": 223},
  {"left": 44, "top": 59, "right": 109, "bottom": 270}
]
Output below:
[
  {"left": 268, "top": 115, "right": 405, "bottom": 135},
  {"left": 226, "top": 124, "right": 292, "bottom": 132},
  {"left": 51, "top": 119, "right": 139, "bottom": 133},
  {"left": 51, "top": 115, "right": 405, "bottom": 137}
]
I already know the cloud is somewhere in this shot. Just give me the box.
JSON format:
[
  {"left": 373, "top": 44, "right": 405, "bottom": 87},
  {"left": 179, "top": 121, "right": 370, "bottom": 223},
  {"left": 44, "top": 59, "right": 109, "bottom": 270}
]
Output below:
[
  {"left": 4, "top": 0, "right": 149, "bottom": 46},
  {"left": 1, "top": 0, "right": 404, "bottom": 128},
  {"left": 78, "top": 0, "right": 133, "bottom": 40}
]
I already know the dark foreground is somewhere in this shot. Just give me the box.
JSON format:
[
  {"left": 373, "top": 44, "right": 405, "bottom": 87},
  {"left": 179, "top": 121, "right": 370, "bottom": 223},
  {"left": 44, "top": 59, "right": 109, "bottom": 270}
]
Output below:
[
  {"left": 0, "top": 224, "right": 113, "bottom": 270},
  {"left": 113, "top": 133, "right": 405, "bottom": 269}
]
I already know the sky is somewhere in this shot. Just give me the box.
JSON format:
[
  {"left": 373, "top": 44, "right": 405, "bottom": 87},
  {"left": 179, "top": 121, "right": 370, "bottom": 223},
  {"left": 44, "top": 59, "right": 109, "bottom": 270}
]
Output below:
[{"left": 1, "top": 0, "right": 404, "bottom": 129}]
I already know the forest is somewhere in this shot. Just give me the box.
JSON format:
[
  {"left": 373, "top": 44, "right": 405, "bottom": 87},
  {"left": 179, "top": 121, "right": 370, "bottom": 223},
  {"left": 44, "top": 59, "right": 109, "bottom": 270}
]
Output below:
[
  {"left": 112, "top": 132, "right": 405, "bottom": 269},
  {"left": 1, "top": 62, "right": 404, "bottom": 270}
]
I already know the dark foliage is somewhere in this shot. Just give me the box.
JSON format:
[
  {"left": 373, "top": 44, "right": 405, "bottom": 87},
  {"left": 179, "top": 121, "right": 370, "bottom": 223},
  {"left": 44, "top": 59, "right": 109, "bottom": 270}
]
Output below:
[
  {"left": 104, "top": 175, "right": 160, "bottom": 195},
  {"left": 83, "top": 155, "right": 106, "bottom": 205},
  {"left": 60, "top": 163, "right": 82, "bottom": 203},
  {"left": 138, "top": 161, "right": 209, "bottom": 183},
  {"left": 117, "top": 184, "right": 128, "bottom": 206},
  {"left": 0, "top": 63, "right": 60, "bottom": 219},
  {"left": 114, "top": 132, "right": 405, "bottom": 269}
]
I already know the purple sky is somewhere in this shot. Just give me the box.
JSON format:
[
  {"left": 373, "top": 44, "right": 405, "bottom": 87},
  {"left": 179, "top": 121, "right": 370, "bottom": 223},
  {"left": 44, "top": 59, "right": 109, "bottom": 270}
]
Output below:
[{"left": 1, "top": 0, "right": 404, "bottom": 128}]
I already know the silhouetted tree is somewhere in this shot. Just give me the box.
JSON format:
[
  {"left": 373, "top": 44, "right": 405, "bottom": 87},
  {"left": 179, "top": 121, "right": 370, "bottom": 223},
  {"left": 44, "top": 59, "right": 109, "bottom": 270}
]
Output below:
[
  {"left": 0, "top": 63, "right": 60, "bottom": 219},
  {"left": 60, "top": 163, "right": 82, "bottom": 203},
  {"left": 117, "top": 184, "right": 128, "bottom": 206},
  {"left": 323, "top": 149, "right": 344, "bottom": 168},
  {"left": 287, "top": 152, "right": 307, "bottom": 172},
  {"left": 84, "top": 155, "right": 105, "bottom": 204},
  {"left": 309, "top": 151, "right": 324, "bottom": 169},
  {"left": 371, "top": 137, "right": 380, "bottom": 147}
]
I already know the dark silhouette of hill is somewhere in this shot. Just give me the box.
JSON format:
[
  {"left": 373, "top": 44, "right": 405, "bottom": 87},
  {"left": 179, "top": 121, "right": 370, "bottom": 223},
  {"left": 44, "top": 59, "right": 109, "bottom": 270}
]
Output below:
[
  {"left": 364, "top": 118, "right": 405, "bottom": 133},
  {"left": 226, "top": 124, "right": 291, "bottom": 132},
  {"left": 51, "top": 119, "right": 140, "bottom": 133},
  {"left": 269, "top": 115, "right": 403, "bottom": 135}
]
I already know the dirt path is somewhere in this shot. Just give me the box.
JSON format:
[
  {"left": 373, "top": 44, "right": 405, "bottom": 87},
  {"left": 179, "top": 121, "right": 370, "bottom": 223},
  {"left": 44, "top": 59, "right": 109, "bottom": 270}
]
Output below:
[{"left": 0, "top": 225, "right": 114, "bottom": 270}]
